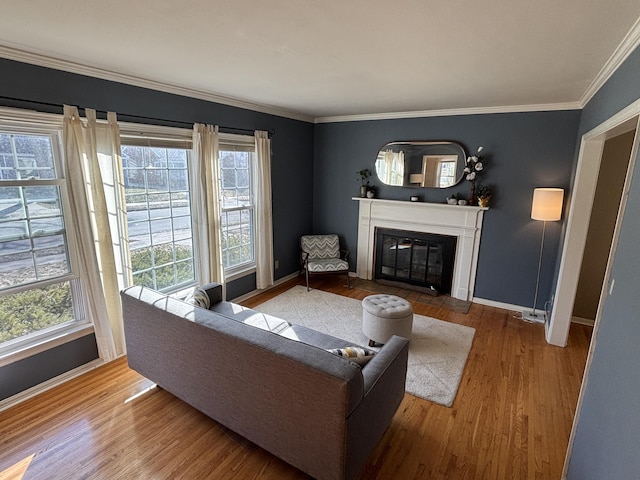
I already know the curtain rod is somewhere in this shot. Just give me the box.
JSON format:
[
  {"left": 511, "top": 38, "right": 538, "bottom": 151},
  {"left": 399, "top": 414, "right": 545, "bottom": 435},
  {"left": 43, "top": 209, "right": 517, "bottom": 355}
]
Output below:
[{"left": 0, "top": 96, "right": 275, "bottom": 137}]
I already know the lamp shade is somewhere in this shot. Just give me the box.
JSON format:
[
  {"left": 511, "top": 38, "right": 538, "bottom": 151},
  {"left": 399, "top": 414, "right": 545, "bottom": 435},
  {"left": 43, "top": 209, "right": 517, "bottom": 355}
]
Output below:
[
  {"left": 531, "top": 188, "right": 564, "bottom": 221},
  {"left": 409, "top": 173, "right": 424, "bottom": 184}
]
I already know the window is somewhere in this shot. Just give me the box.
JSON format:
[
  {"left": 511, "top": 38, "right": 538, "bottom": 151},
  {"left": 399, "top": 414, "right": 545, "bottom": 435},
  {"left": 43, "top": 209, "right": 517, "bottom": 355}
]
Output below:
[
  {"left": 0, "top": 129, "right": 87, "bottom": 351},
  {"left": 219, "top": 142, "right": 255, "bottom": 272},
  {"left": 438, "top": 159, "right": 457, "bottom": 187},
  {"left": 121, "top": 144, "right": 196, "bottom": 292}
]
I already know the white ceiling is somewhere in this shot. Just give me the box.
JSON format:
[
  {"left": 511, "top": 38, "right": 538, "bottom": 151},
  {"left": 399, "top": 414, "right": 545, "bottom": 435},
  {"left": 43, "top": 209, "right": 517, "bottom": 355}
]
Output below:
[{"left": 1, "top": 1, "right": 640, "bottom": 122}]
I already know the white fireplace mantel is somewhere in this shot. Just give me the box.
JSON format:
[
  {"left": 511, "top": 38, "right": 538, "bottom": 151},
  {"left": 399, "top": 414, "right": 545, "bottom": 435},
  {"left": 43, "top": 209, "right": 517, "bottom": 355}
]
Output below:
[{"left": 353, "top": 197, "right": 487, "bottom": 301}]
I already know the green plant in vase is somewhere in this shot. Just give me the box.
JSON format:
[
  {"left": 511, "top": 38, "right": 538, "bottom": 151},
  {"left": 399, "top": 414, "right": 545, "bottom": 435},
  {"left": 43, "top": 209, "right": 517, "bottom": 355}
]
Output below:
[
  {"left": 357, "top": 169, "right": 372, "bottom": 197},
  {"left": 476, "top": 184, "right": 492, "bottom": 207}
]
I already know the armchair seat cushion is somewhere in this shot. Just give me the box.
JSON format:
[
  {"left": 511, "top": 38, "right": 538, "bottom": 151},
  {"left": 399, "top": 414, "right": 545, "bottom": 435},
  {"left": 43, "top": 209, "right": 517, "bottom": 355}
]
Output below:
[{"left": 307, "top": 258, "right": 349, "bottom": 273}]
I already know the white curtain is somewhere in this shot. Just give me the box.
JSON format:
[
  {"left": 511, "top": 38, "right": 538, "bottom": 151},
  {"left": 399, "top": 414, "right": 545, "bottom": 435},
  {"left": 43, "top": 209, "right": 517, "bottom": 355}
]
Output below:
[
  {"left": 380, "top": 149, "right": 404, "bottom": 186},
  {"left": 254, "top": 130, "right": 274, "bottom": 289},
  {"left": 63, "top": 106, "right": 125, "bottom": 361},
  {"left": 192, "top": 124, "right": 225, "bottom": 287}
]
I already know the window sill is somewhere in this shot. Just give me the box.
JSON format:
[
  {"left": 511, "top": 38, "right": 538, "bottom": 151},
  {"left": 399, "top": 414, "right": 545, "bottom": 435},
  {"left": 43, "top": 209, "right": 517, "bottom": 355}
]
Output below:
[{"left": 0, "top": 323, "right": 95, "bottom": 368}]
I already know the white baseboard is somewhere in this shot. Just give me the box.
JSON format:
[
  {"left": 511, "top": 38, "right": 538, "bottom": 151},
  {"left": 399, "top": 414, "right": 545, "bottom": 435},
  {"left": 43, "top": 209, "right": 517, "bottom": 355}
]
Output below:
[
  {"left": 571, "top": 315, "right": 595, "bottom": 326},
  {"left": 472, "top": 296, "right": 529, "bottom": 313},
  {"left": 0, "top": 358, "right": 105, "bottom": 412},
  {"left": 230, "top": 272, "right": 299, "bottom": 304}
]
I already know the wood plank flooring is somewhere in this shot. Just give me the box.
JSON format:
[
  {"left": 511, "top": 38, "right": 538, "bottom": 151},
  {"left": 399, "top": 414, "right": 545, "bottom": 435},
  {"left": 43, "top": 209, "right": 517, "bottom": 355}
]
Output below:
[{"left": 0, "top": 276, "right": 592, "bottom": 479}]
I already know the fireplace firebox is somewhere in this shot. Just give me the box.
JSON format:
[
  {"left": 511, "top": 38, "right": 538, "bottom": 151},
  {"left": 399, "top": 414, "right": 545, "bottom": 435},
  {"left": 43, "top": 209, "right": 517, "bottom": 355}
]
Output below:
[{"left": 374, "top": 228, "right": 457, "bottom": 294}]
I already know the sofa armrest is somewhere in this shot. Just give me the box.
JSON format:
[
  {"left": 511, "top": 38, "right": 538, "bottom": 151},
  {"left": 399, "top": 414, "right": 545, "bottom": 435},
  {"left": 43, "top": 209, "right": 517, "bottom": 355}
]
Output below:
[
  {"left": 201, "top": 282, "right": 223, "bottom": 304},
  {"left": 344, "top": 335, "right": 408, "bottom": 480},
  {"left": 361, "top": 335, "right": 409, "bottom": 395}
]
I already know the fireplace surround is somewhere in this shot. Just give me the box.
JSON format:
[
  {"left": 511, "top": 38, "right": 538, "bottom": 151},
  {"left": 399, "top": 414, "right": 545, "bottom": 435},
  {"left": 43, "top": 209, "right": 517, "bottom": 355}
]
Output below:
[{"left": 354, "top": 198, "right": 487, "bottom": 301}]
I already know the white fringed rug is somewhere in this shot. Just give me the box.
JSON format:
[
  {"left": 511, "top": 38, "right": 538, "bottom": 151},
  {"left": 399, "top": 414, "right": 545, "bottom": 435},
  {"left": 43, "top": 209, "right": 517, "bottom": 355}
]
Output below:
[{"left": 254, "top": 286, "right": 476, "bottom": 407}]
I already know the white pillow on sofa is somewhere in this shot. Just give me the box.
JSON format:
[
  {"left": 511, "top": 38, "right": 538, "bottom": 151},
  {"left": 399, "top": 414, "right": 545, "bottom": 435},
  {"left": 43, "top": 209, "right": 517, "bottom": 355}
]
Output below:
[
  {"left": 327, "top": 346, "right": 376, "bottom": 366},
  {"left": 185, "top": 286, "right": 211, "bottom": 309}
]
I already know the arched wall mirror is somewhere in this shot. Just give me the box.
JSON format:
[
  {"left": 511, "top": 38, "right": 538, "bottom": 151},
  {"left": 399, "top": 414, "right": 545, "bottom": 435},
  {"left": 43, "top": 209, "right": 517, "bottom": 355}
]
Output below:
[{"left": 374, "top": 141, "right": 467, "bottom": 188}]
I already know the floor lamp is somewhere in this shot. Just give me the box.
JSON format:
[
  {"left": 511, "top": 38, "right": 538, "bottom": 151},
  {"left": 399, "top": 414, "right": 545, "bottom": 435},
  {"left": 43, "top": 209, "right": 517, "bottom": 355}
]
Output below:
[{"left": 522, "top": 188, "right": 564, "bottom": 323}]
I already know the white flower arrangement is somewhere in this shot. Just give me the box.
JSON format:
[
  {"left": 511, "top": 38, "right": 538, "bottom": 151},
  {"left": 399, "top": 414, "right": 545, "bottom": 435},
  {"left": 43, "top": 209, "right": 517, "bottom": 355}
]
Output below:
[{"left": 464, "top": 146, "right": 484, "bottom": 181}]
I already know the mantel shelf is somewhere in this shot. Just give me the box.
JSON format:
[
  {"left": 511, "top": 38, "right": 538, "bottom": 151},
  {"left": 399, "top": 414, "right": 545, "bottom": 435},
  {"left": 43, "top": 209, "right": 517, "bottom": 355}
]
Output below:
[{"left": 352, "top": 197, "right": 489, "bottom": 211}]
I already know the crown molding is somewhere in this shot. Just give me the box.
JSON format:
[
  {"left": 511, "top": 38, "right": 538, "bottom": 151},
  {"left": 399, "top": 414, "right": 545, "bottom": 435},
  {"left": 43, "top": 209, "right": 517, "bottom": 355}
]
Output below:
[
  {"left": 580, "top": 17, "right": 640, "bottom": 107},
  {"left": 0, "top": 43, "right": 314, "bottom": 123},
  {"left": 2, "top": 18, "right": 639, "bottom": 128},
  {"left": 314, "top": 102, "right": 581, "bottom": 124}
]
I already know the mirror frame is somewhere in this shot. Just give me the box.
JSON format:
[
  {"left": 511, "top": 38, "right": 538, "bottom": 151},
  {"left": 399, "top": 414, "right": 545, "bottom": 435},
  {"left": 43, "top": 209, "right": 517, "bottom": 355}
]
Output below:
[{"left": 374, "top": 140, "right": 467, "bottom": 188}]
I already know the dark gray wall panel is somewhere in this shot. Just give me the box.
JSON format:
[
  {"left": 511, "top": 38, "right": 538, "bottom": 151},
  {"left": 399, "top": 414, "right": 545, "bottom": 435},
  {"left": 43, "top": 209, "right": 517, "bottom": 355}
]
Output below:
[
  {"left": 567, "top": 144, "right": 640, "bottom": 480},
  {"left": 566, "top": 45, "right": 640, "bottom": 480},
  {"left": 313, "top": 111, "right": 580, "bottom": 308},
  {"left": 0, "top": 334, "right": 99, "bottom": 400}
]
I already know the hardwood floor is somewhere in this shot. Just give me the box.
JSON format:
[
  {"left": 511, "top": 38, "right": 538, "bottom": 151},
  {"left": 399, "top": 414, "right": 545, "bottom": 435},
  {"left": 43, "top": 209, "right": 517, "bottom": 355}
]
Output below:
[{"left": 0, "top": 276, "right": 592, "bottom": 479}]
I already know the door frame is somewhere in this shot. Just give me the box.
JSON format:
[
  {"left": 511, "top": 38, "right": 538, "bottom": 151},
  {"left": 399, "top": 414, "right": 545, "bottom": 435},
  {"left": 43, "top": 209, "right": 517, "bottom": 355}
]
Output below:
[
  {"left": 547, "top": 99, "right": 640, "bottom": 348},
  {"left": 550, "top": 104, "right": 640, "bottom": 479}
]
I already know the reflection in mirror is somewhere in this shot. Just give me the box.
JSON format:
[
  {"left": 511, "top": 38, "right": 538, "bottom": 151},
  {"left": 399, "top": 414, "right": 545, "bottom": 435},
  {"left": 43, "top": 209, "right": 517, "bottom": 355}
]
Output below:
[
  {"left": 375, "top": 149, "right": 404, "bottom": 186},
  {"left": 374, "top": 141, "right": 466, "bottom": 188}
]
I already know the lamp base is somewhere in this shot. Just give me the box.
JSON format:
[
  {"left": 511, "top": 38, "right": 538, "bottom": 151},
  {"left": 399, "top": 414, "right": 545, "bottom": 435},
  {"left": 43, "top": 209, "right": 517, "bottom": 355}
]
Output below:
[{"left": 522, "top": 310, "right": 546, "bottom": 324}]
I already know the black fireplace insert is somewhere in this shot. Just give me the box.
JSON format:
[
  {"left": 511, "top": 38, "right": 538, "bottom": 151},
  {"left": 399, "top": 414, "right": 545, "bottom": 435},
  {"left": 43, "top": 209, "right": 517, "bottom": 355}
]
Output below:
[{"left": 374, "top": 228, "right": 456, "bottom": 294}]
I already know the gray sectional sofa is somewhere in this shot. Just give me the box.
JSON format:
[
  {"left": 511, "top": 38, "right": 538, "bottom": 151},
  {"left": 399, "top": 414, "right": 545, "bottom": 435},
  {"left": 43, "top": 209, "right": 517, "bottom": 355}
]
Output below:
[{"left": 121, "top": 283, "right": 409, "bottom": 480}]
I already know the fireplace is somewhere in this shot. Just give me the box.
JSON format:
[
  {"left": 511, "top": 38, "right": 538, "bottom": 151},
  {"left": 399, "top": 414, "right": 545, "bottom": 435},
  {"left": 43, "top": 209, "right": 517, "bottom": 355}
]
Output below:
[
  {"left": 375, "top": 228, "right": 456, "bottom": 294},
  {"left": 354, "top": 198, "right": 487, "bottom": 301}
]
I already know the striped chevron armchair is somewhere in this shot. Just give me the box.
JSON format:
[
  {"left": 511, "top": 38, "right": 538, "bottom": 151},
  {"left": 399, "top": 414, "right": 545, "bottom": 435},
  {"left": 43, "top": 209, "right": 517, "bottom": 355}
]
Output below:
[{"left": 300, "top": 234, "right": 350, "bottom": 291}]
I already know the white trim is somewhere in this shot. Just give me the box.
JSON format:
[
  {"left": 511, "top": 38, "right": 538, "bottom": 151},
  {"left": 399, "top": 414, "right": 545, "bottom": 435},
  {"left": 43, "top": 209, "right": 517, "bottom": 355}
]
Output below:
[
  {"left": 0, "top": 358, "right": 104, "bottom": 412},
  {"left": 314, "top": 102, "right": 581, "bottom": 124},
  {"left": 571, "top": 315, "right": 595, "bottom": 326},
  {"left": 119, "top": 121, "right": 192, "bottom": 142},
  {"left": 547, "top": 139, "right": 605, "bottom": 346},
  {"left": 472, "top": 297, "right": 528, "bottom": 313},
  {"left": 582, "top": 97, "right": 640, "bottom": 139},
  {"left": 580, "top": 18, "right": 640, "bottom": 107},
  {"left": 548, "top": 100, "right": 640, "bottom": 347},
  {"left": 0, "top": 106, "right": 61, "bottom": 128},
  {"left": 229, "top": 272, "right": 298, "bottom": 304},
  {"left": 0, "top": 43, "right": 313, "bottom": 123}
]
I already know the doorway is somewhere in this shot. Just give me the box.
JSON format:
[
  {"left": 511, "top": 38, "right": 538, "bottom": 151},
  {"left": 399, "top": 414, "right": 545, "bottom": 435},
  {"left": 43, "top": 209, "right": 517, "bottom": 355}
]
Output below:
[
  {"left": 547, "top": 106, "right": 640, "bottom": 347},
  {"left": 571, "top": 130, "right": 635, "bottom": 325}
]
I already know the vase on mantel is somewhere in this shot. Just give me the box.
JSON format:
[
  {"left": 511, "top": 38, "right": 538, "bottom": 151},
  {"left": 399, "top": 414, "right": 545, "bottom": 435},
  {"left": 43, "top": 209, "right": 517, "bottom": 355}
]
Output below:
[{"left": 478, "top": 196, "right": 491, "bottom": 208}]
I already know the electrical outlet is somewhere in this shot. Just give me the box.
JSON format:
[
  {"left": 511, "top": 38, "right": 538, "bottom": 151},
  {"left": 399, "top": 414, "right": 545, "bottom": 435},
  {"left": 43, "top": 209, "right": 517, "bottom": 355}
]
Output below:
[{"left": 275, "top": 259, "right": 279, "bottom": 269}]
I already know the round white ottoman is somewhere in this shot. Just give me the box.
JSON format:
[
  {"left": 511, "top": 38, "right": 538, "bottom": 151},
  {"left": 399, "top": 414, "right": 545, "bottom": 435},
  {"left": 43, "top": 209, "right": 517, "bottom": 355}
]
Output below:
[{"left": 362, "top": 294, "right": 413, "bottom": 346}]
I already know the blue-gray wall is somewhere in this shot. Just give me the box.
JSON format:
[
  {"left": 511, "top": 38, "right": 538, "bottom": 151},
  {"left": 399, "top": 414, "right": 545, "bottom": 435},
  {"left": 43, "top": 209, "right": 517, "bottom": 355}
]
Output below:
[
  {"left": 566, "top": 45, "right": 640, "bottom": 480},
  {"left": 313, "top": 111, "right": 580, "bottom": 308},
  {"left": 0, "top": 334, "right": 98, "bottom": 399},
  {"left": 0, "top": 58, "right": 315, "bottom": 401}
]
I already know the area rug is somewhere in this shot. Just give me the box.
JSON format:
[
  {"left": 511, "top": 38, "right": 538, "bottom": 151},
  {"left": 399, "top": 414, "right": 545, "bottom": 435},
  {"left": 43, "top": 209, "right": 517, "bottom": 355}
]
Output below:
[{"left": 254, "top": 286, "right": 476, "bottom": 407}]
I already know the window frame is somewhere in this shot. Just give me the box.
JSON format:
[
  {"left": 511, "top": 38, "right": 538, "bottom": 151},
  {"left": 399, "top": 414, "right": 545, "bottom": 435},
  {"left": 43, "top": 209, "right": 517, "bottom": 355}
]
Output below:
[
  {"left": 0, "top": 117, "right": 92, "bottom": 365},
  {"left": 119, "top": 129, "right": 198, "bottom": 294},
  {"left": 218, "top": 135, "right": 257, "bottom": 279}
]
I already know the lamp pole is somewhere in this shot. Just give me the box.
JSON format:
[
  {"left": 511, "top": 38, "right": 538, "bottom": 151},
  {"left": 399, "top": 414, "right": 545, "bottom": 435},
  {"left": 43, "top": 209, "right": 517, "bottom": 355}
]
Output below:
[{"left": 526, "top": 220, "right": 547, "bottom": 322}]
